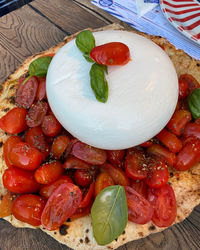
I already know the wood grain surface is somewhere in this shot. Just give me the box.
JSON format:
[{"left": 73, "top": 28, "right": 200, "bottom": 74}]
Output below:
[{"left": 0, "top": 0, "right": 199, "bottom": 249}]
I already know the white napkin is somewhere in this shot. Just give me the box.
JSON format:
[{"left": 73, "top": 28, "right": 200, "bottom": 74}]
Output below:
[{"left": 136, "top": 0, "right": 158, "bottom": 16}]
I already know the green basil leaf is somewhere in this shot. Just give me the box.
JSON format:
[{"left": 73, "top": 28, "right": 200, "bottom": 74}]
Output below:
[
  {"left": 188, "top": 88, "right": 200, "bottom": 119},
  {"left": 76, "top": 30, "right": 95, "bottom": 55},
  {"left": 90, "top": 63, "right": 108, "bottom": 103},
  {"left": 29, "top": 56, "right": 52, "bottom": 77},
  {"left": 91, "top": 185, "right": 128, "bottom": 246},
  {"left": 83, "top": 53, "right": 94, "bottom": 63}
]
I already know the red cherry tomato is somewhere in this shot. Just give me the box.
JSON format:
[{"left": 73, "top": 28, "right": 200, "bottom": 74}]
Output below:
[
  {"left": 79, "top": 182, "right": 95, "bottom": 208},
  {"left": 94, "top": 172, "right": 114, "bottom": 197},
  {"left": 25, "top": 127, "right": 50, "bottom": 160},
  {"left": 90, "top": 42, "right": 130, "bottom": 65},
  {"left": 3, "top": 136, "right": 22, "bottom": 168},
  {"left": 39, "top": 175, "right": 73, "bottom": 199},
  {"left": 174, "top": 138, "right": 200, "bottom": 171},
  {"left": 41, "top": 115, "right": 62, "bottom": 137},
  {"left": 41, "top": 183, "right": 82, "bottom": 230},
  {"left": 183, "top": 122, "right": 200, "bottom": 140},
  {"left": 0, "top": 192, "right": 15, "bottom": 217},
  {"left": 3, "top": 167, "right": 40, "bottom": 193},
  {"left": 72, "top": 141, "right": 107, "bottom": 165},
  {"left": 0, "top": 107, "right": 28, "bottom": 134},
  {"left": 130, "top": 179, "right": 148, "bottom": 198},
  {"left": 74, "top": 169, "right": 93, "bottom": 187},
  {"left": 147, "top": 184, "right": 177, "bottom": 227},
  {"left": 63, "top": 156, "right": 92, "bottom": 170},
  {"left": 125, "top": 147, "right": 147, "bottom": 180},
  {"left": 12, "top": 194, "right": 45, "bottom": 226},
  {"left": 70, "top": 200, "right": 92, "bottom": 220},
  {"left": 16, "top": 76, "right": 38, "bottom": 109},
  {"left": 26, "top": 101, "right": 48, "bottom": 128},
  {"left": 167, "top": 110, "right": 191, "bottom": 136},
  {"left": 34, "top": 161, "right": 64, "bottom": 185},
  {"left": 147, "top": 144, "right": 176, "bottom": 166},
  {"left": 178, "top": 77, "right": 188, "bottom": 99},
  {"left": 179, "top": 74, "right": 199, "bottom": 96},
  {"left": 156, "top": 128, "right": 182, "bottom": 153},
  {"left": 36, "top": 77, "right": 47, "bottom": 101},
  {"left": 101, "top": 163, "right": 130, "bottom": 186},
  {"left": 139, "top": 140, "right": 153, "bottom": 147},
  {"left": 125, "top": 186, "right": 153, "bottom": 225},
  {"left": 9, "top": 142, "right": 43, "bottom": 171},
  {"left": 107, "top": 149, "right": 125, "bottom": 168},
  {"left": 51, "top": 135, "right": 70, "bottom": 159},
  {"left": 145, "top": 157, "right": 169, "bottom": 188}
]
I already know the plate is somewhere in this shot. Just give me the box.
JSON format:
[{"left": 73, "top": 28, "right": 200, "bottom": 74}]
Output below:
[{"left": 160, "top": 0, "right": 200, "bottom": 45}]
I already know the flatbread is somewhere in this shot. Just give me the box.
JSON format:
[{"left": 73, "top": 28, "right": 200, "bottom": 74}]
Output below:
[{"left": 0, "top": 23, "right": 200, "bottom": 250}]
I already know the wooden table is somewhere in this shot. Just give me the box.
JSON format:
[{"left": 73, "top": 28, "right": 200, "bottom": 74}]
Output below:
[{"left": 0, "top": 1, "right": 199, "bottom": 249}]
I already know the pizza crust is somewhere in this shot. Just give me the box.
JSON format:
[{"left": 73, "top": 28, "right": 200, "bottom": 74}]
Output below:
[{"left": 0, "top": 23, "right": 200, "bottom": 250}]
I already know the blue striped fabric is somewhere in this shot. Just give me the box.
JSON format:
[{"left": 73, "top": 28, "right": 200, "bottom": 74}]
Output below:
[{"left": 0, "top": 0, "right": 32, "bottom": 17}]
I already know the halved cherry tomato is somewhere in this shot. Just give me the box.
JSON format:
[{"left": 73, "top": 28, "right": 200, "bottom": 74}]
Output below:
[
  {"left": 179, "top": 74, "right": 199, "bottom": 96},
  {"left": 156, "top": 128, "right": 182, "bottom": 153},
  {"left": 147, "top": 184, "right": 177, "bottom": 227},
  {"left": 41, "top": 115, "right": 62, "bottom": 137},
  {"left": 0, "top": 107, "right": 28, "bottom": 134},
  {"left": 139, "top": 140, "right": 154, "bottom": 148},
  {"left": 16, "top": 76, "right": 38, "bottom": 109},
  {"left": 9, "top": 142, "right": 43, "bottom": 171},
  {"left": 36, "top": 77, "right": 47, "bottom": 101},
  {"left": 63, "top": 156, "right": 92, "bottom": 170},
  {"left": 178, "top": 77, "right": 188, "bottom": 99},
  {"left": 26, "top": 101, "right": 48, "bottom": 127},
  {"left": 107, "top": 149, "right": 125, "bottom": 168},
  {"left": 25, "top": 127, "right": 50, "bottom": 160},
  {"left": 34, "top": 161, "right": 64, "bottom": 185},
  {"left": 51, "top": 135, "right": 70, "bottom": 159},
  {"left": 3, "top": 167, "right": 40, "bottom": 193},
  {"left": 125, "top": 147, "right": 147, "bottom": 180},
  {"left": 41, "top": 183, "right": 82, "bottom": 230},
  {"left": 3, "top": 136, "right": 22, "bottom": 168},
  {"left": 183, "top": 122, "right": 200, "bottom": 140},
  {"left": 74, "top": 169, "right": 93, "bottom": 187},
  {"left": 39, "top": 175, "right": 73, "bottom": 199},
  {"left": 79, "top": 182, "right": 95, "bottom": 208},
  {"left": 90, "top": 42, "right": 130, "bottom": 65},
  {"left": 101, "top": 163, "right": 130, "bottom": 186},
  {"left": 174, "top": 138, "right": 200, "bottom": 171},
  {"left": 70, "top": 200, "right": 93, "bottom": 220},
  {"left": 0, "top": 192, "right": 15, "bottom": 217},
  {"left": 167, "top": 110, "right": 191, "bottom": 136},
  {"left": 94, "top": 172, "right": 114, "bottom": 197},
  {"left": 147, "top": 144, "right": 176, "bottom": 166},
  {"left": 72, "top": 141, "right": 107, "bottom": 165},
  {"left": 125, "top": 186, "right": 153, "bottom": 225},
  {"left": 145, "top": 157, "right": 169, "bottom": 188},
  {"left": 12, "top": 194, "right": 45, "bottom": 226},
  {"left": 130, "top": 179, "right": 148, "bottom": 198}
]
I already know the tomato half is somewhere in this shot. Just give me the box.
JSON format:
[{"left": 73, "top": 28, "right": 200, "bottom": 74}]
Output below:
[
  {"left": 0, "top": 192, "right": 14, "bottom": 217},
  {"left": 183, "top": 122, "right": 200, "bottom": 140},
  {"left": 9, "top": 142, "right": 43, "bottom": 171},
  {"left": 90, "top": 42, "right": 130, "bottom": 65},
  {"left": 41, "top": 183, "right": 82, "bottom": 230},
  {"left": 72, "top": 141, "right": 107, "bottom": 165},
  {"left": 147, "top": 184, "right": 177, "bottom": 227},
  {"left": 39, "top": 175, "right": 73, "bottom": 199},
  {"left": 41, "top": 115, "right": 62, "bottom": 137},
  {"left": 34, "top": 161, "right": 64, "bottom": 185},
  {"left": 94, "top": 172, "right": 114, "bottom": 197},
  {"left": 3, "top": 167, "right": 40, "bottom": 193},
  {"left": 125, "top": 186, "right": 153, "bottom": 225},
  {"left": 16, "top": 76, "right": 38, "bottom": 109},
  {"left": 12, "top": 194, "right": 46, "bottom": 226},
  {"left": 125, "top": 147, "right": 147, "bottom": 180},
  {"left": 51, "top": 135, "right": 70, "bottom": 159},
  {"left": 26, "top": 101, "right": 48, "bottom": 127},
  {"left": 130, "top": 179, "right": 148, "bottom": 198},
  {"left": 79, "top": 182, "right": 95, "bottom": 208},
  {"left": 107, "top": 150, "right": 125, "bottom": 168},
  {"left": 70, "top": 200, "right": 93, "bottom": 220},
  {"left": 174, "top": 138, "right": 200, "bottom": 171},
  {"left": 3, "top": 136, "right": 22, "bottom": 168},
  {"left": 36, "top": 77, "right": 47, "bottom": 101},
  {"left": 179, "top": 74, "right": 199, "bottom": 96},
  {"left": 0, "top": 107, "right": 28, "bottom": 134},
  {"left": 74, "top": 169, "right": 93, "bottom": 187},
  {"left": 63, "top": 157, "right": 92, "bottom": 170}
]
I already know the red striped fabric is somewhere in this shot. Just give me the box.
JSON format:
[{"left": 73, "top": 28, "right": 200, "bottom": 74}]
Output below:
[{"left": 160, "top": 0, "right": 200, "bottom": 44}]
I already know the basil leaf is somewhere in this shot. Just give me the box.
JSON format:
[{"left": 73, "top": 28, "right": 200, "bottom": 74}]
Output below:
[
  {"left": 91, "top": 185, "right": 128, "bottom": 246},
  {"left": 29, "top": 56, "right": 52, "bottom": 77},
  {"left": 83, "top": 53, "right": 94, "bottom": 63},
  {"left": 90, "top": 63, "right": 108, "bottom": 103},
  {"left": 76, "top": 30, "right": 95, "bottom": 55}
]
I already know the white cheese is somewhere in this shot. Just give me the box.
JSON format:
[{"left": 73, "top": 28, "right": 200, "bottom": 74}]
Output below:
[{"left": 46, "top": 30, "right": 178, "bottom": 150}]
